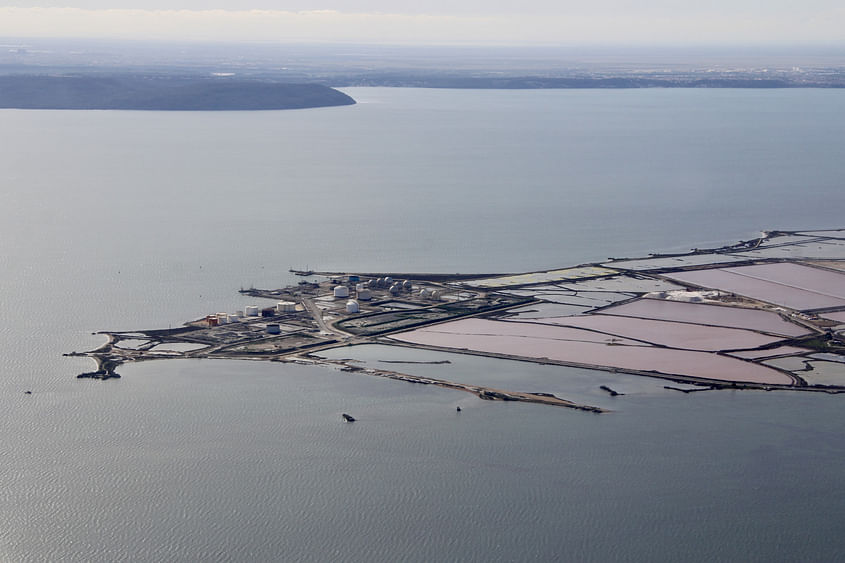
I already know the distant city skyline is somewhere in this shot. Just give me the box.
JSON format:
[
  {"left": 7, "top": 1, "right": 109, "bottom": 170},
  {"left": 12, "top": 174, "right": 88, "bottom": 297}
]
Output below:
[{"left": 0, "top": 2, "right": 843, "bottom": 45}]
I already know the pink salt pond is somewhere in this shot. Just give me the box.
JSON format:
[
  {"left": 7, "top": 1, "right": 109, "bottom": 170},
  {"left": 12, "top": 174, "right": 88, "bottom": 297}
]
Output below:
[
  {"left": 667, "top": 262, "right": 845, "bottom": 311},
  {"left": 400, "top": 317, "right": 643, "bottom": 345},
  {"left": 390, "top": 318, "right": 793, "bottom": 385},
  {"left": 823, "top": 311, "right": 845, "bottom": 323},
  {"left": 596, "top": 298, "right": 809, "bottom": 337},
  {"left": 513, "top": 314, "right": 784, "bottom": 351},
  {"left": 729, "top": 346, "right": 810, "bottom": 360}
]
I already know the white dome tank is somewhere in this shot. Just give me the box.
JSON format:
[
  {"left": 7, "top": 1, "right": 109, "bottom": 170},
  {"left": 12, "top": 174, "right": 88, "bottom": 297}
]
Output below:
[{"left": 346, "top": 299, "right": 360, "bottom": 313}]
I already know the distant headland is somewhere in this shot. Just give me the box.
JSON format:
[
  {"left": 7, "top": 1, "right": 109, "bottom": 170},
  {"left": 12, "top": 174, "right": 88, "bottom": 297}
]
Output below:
[{"left": 0, "top": 74, "right": 355, "bottom": 110}]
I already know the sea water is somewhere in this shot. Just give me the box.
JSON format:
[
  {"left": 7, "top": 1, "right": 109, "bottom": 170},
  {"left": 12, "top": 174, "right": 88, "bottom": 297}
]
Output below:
[{"left": 1, "top": 88, "right": 845, "bottom": 561}]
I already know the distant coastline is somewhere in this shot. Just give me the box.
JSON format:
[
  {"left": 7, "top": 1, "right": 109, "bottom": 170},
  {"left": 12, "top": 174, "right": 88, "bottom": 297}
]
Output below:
[
  {"left": 0, "top": 74, "right": 356, "bottom": 110},
  {"left": 3, "top": 40, "right": 845, "bottom": 92},
  {"left": 327, "top": 75, "right": 845, "bottom": 89}
]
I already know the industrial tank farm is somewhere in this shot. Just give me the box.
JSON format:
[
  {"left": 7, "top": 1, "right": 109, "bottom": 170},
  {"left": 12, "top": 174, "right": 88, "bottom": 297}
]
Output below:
[{"left": 69, "top": 229, "right": 845, "bottom": 412}]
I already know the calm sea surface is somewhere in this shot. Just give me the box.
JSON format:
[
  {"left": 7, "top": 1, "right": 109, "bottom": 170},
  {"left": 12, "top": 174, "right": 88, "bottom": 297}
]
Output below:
[{"left": 1, "top": 88, "right": 845, "bottom": 561}]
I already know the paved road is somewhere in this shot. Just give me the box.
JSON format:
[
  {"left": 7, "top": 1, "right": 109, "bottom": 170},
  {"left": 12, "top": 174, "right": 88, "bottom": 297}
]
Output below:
[{"left": 302, "top": 297, "right": 353, "bottom": 338}]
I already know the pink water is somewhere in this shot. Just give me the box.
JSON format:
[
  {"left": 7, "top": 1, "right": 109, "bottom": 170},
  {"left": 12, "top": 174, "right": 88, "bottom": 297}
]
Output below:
[
  {"left": 729, "top": 346, "right": 810, "bottom": 360},
  {"left": 405, "top": 318, "right": 643, "bottom": 345},
  {"left": 667, "top": 268, "right": 845, "bottom": 311},
  {"left": 823, "top": 311, "right": 845, "bottom": 323},
  {"left": 392, "top": 319, "right": 793, "bottom": 384},
  {"left": 513, "top": 314, "right": 783, "bottom": 351},
  {"left": 597, "top": 298, "right": 808, "bottom": 337},
  {"left": 724, "top": 263, "right": 845, "bottom": 298}
]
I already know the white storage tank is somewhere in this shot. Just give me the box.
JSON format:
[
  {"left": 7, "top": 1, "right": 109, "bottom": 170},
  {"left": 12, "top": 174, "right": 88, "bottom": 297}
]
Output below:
[
  {"left": 356, "top": 283, "right": 366, "bottom": 292},
  {"left": 430, "top": 291, "right": 441, "bottom": 301},
  {"left": 357, "top": 288, "right": 372, "bottom": 301},
  {"left": 217, "top": 313, "right": 229, "bottom": 325},
  {"left": 245, "top": 305, "right": 260, "bottom": 317},
  {"left": 346, "top": 299, "right": 360, "bottom": 313},
  {"left": 236, "top": 310, "right": 245, "bottom": 318},
  {"left": 389, "top": 283, "right": 401, "bottom": 295},
  {"left": 276, "top": 301, "right": 296, "bottom": 313},
  {"left": 334, "top": 285, "right": 350, "bottom": 298},
  {"left": 402, "top": 280, "right": 413, "bottom": 291},
  {"left": 227, "top": 314, "right": 239, "bottom": 323}
]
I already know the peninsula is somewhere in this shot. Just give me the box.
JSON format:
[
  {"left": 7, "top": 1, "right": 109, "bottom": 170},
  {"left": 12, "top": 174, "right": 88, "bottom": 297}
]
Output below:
[
  {"left": 0, "top": 74, "right": 355, "bottom": 110},
  {"left": 68, "top": 229, "right": 845, "bottom": 411}
]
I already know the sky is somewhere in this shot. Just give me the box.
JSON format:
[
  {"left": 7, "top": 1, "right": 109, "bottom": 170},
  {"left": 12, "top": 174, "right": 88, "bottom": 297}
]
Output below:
[{"left": 0, "top": 1, "right": 844, "bottom": 45}]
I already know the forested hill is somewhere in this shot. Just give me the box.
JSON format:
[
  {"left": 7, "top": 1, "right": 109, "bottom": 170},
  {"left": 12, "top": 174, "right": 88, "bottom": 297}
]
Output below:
[{"left": 0, "top": 74, "right": 356, "bottom": 110}]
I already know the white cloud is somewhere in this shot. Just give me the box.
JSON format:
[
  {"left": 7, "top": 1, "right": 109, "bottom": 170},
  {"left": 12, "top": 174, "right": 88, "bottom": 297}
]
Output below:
[{"left": 0, "top": 6, "right": 842, "bottom": 44}]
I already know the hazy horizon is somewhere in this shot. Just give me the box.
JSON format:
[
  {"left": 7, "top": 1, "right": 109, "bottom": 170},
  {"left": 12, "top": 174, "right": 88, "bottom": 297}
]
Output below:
[
  {"left": 1, "top": 3, "right": 844, "bottom": 46},
  {"left": 3, "top": 37, "right": 844, "bottom": 69}
]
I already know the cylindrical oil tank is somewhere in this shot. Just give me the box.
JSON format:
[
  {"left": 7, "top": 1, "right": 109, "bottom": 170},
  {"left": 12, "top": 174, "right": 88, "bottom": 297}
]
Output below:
[
  {"left": 266, "top": 324, "right": 281, "bottom": 334},
  {"left": 346, "top": 300, "right": 360, "bottom": 313},
  {"left": 334, "top": 285, "right": 350, "bottom": 298},
  {"left": 357, "top": 288, "right": 372, "bottom": 301},
  {"left": 276, "top": 301, "right": 296, "bottom": 313},
  {"left": 217, "top": 313, "right": 229, "bottom": 325},
  {"left": 245, "top": 305, "right": 260, "bottom": 317}
]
